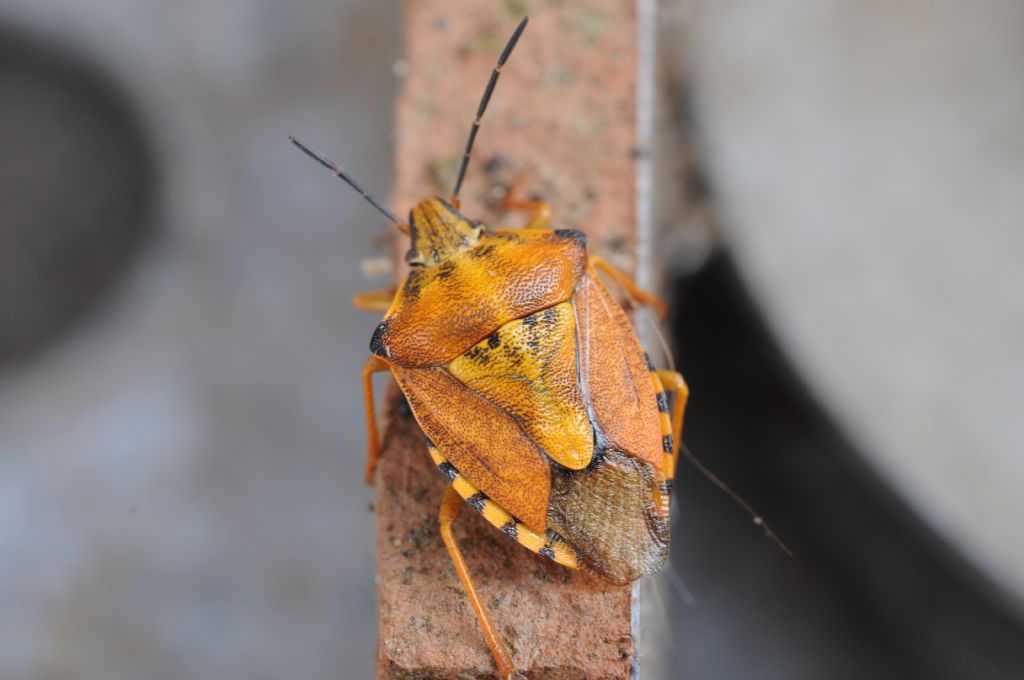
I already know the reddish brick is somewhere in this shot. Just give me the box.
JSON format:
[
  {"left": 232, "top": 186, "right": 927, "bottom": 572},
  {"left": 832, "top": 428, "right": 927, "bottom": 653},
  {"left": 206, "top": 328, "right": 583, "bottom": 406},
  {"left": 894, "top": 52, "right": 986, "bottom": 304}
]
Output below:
[{"left": 378, "top": 2, "right": 639, "bottom": 677}]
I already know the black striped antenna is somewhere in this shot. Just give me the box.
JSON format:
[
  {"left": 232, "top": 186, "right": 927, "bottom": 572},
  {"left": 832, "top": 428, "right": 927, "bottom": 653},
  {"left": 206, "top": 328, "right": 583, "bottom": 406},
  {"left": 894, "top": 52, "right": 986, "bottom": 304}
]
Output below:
[
  {"left": 680, "top": 443, "right": 794, "bottom": 557},
  {"left": 450, "top": 16, "right": 529, "bottom": 206},
  {"left": 288, "top": 134, "right": 400, "bottom": 226}
]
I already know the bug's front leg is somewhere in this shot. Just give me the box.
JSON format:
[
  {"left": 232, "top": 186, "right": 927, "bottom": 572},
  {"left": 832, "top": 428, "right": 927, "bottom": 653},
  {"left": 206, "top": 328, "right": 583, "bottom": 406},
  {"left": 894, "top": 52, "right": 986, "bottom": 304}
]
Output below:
[
  {"left": 352, "top": 288, "right": 396, "bottom": 312},
  {"left": 590, "top": 255, "right": 669, "bottom": 318},
  {"left": 438, "top": 485, "right": 524, "bottom": 680},
  {"left": 500, "top": 180, "right": 552, "bottom": 230},
  {"left": 361, "top": 355, "right": 391, "bottom": 484}
]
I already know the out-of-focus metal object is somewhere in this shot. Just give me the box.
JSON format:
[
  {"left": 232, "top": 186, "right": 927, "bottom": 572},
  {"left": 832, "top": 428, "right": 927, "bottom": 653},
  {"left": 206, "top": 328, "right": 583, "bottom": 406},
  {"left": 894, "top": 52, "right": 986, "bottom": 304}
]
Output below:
[
  {"left": 684, "top": 0, "right": 1024, "bottom": 610},
  {"left": 0, "top": 26, "right": 155, "bottom": 369},
  {"left": 0, "top": 1, "right": 398, "bottom": 678}
]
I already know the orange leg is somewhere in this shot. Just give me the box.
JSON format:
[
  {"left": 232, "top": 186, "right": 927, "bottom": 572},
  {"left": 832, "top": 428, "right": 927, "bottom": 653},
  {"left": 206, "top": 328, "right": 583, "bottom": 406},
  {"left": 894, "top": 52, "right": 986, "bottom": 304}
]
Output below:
[
  {"left": 492, "top": 227, "right": 558, "bottom": 239},
  {"left": 656, "top": 370, "right": 689, "bottom": 479},
  {"left": 439, "top": 484, "right": 524, "bottom": 680},
  {"left": 590, "top": 256, "right": 669, "bottom": 319},
  {"left": 501, "top": 181, "right": 551, "bottom": 230},
  {"left": 352, "top": 288, "right": 395, "bottom": 312},
  {"left": 361, "top": 355, "right": 391, "bottom": 484}
]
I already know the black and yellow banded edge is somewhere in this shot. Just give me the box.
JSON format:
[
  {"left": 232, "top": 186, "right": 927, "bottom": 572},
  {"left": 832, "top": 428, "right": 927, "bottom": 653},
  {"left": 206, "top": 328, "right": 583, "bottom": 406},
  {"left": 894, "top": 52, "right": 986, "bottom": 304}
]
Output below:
[
  {"left": 425, "top": 440, "right": 581, "bottom": 569},
  {"left": 650, "top": 368, "right": 676, "bottom": 518},
  {"left": 650, "top": 370, "right": 676, "bottom": 477}
]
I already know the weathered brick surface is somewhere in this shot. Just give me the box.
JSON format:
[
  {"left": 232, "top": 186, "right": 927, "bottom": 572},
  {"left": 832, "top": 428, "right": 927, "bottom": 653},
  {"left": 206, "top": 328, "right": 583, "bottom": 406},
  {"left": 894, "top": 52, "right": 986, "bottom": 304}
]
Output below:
[
  {"left": 377, "top": 393, "right": 635, "bottom": 679},
  {"left": 378, "top": 2, "right": 639, "bottom": 677}
]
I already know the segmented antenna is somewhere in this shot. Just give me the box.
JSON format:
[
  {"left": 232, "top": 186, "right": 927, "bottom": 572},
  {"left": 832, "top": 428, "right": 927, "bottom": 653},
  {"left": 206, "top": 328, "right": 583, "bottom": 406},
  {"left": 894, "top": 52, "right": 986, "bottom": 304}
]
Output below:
[
  {"left": 288, "top": 135, "right": 400, "bottom": 225},
  {"left": 450, "top": 16, "right": 529, "bottom": 206},
  {"left": 680, "top": 443, "right": 794, "bottom": 557}
]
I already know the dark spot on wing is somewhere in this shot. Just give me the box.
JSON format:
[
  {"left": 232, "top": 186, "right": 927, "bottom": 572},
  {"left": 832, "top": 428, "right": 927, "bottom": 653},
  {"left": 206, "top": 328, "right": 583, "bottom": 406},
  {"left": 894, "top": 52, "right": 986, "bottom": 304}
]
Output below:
[{"left": 464, "top": 346, "right": 490, "bottom": 364}]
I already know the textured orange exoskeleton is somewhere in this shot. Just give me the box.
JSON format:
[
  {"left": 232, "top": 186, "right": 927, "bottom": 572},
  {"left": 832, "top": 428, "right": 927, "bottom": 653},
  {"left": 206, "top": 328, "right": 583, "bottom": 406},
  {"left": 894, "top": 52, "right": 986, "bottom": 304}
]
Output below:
[{"left": 291, "top": 17, "right": 688, "bottom": 680}]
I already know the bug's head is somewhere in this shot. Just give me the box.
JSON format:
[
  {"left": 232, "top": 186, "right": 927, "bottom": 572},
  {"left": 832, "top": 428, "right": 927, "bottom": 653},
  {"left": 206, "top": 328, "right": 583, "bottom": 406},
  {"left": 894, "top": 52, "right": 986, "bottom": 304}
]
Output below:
[
  {"left": 405, "top": 197, "right": 483, "bottom": 267},
  {"left": 289, "top": 16, "right": 528, "bottom": 268}
]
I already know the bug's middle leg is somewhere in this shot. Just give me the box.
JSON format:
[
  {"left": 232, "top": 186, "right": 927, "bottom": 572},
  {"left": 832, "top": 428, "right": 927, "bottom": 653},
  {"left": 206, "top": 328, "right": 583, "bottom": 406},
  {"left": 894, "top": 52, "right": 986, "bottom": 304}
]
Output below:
[
  {"left": 439, "top": 484, "right": 524, "bottom": 680},
  {"left": 361, "top": 355, "right": 391, "bottom": 484}
]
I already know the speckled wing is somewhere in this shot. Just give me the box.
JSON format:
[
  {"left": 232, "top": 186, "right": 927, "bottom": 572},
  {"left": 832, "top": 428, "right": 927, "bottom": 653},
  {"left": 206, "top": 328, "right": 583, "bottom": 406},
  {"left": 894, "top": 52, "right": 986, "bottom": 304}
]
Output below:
[
  {"left": 373, "top": 231, "right": 586, "bottom": 368},
  {"left": 390, "top": 364, "right": 552, "bottom": 533},
  {"left": 448, "top": 302, "right": 594, "bottom": 471},
  {"left": 573, "top": 271, "right": 665, "bottom": 469}
]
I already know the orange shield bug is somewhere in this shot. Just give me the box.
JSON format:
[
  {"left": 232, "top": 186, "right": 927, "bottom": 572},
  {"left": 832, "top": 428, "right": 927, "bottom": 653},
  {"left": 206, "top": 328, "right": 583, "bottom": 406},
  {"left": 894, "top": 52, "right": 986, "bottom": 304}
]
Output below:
[{"left": 290, "top": 17, "right": 688, "bottom": 679}]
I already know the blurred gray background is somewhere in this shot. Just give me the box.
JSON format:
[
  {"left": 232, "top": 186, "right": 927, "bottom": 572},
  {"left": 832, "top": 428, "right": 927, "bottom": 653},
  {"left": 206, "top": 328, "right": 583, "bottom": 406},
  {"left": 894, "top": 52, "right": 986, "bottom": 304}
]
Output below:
[
  {"left": 1, "top": 1, "right": 398, "bottom": 678},
  {"left": 0, "top": 1, "right": 1021, "bottom": 679}
]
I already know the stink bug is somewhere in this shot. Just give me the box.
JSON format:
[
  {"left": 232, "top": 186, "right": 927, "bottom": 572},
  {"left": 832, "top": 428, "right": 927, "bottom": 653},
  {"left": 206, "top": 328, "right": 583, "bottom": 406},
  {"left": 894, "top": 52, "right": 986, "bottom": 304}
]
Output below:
[{"left": 290, "top": 16, "right": 687, "bottom": 679}]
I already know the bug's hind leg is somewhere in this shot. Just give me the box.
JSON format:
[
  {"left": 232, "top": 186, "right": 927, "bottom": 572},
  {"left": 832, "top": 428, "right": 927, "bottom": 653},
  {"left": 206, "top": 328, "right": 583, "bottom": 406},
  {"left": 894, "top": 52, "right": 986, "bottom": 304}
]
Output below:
[
  {"left": 439, "top": 484, "right": 524, "bottom": 680},
  {"left": 427, "top": 442, "right": 580, "bottom": 569}
]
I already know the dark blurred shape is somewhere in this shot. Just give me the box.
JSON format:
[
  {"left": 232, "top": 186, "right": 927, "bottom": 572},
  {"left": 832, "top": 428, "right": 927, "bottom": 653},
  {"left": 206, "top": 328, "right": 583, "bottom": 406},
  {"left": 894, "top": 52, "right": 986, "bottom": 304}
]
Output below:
[
  {"left": 669, "top": 254, "right": 1024, "bottom": 680},
  {"left": 0, "top": 26, "right": 155, "bottom": 370}
]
